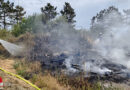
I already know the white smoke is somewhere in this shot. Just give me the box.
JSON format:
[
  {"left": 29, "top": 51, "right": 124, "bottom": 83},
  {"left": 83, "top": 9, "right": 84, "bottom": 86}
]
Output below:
[
  {"left": 64, "top": 8, "right": 130, "bottom": 75},
  {"left": 95, "top": 25, "right": 130, "bottom": 69},
  {"left": 64, "top": 56, "right": 77, "bottom": 74},
  {"left": 82, "top": 62, "right": 111, "bottom": 75},
  {"left": 93, "top": 10, "right": 130, "bottom": 71},
  {"left": 0, "top": 39, "right": 23, "bottom": 56}
]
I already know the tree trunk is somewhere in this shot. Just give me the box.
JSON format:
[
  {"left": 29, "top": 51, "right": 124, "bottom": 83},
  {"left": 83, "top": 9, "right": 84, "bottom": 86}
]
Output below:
[{"left": 3, "top": 12, "right": 6, "bottom": 29}]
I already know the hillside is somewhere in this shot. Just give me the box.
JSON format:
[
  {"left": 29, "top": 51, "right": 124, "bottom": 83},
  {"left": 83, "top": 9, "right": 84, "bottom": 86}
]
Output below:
[
  {"left": 0, "top": 58, "right": 69, "bottom": 90},
  {"left": 1, "top": 0, "right": 130, "bottom": 90},
  {"left": 0, "top": 59, "right": 36, "bottom": 90}
]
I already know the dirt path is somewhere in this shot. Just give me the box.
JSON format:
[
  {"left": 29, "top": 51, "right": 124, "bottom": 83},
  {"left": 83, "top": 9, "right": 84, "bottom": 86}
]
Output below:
[
  {"left": 0, "top": 59, "right": 16, "bottom": 73},
  {"left": 0, "top": 59, "right": 36, "bottom": 90}
]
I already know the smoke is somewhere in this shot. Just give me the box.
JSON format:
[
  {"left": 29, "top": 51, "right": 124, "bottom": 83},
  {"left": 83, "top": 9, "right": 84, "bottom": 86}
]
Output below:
[
  {"left": 6, "top": 9, "right": 130, "bottom": 76},
  {"left": 82, "top": 61, "right": 111, "bottom": 74},
  {"left": 64, "top": 56, "right": 77, "bottom": 74},
  {"left": 95, "top": 23, "right": 130, "bottom": 68},
  {"left": 25, "top": 13, "right": 128, "bottom": 75},
  {"left": 63, "top": 8, "right": 130, "bottom": 76},
  {"left": 0, "top": 39, "right": 23, "bottom": 56},
  {"left": 91, "top": 9, "right": 130, "bottom": 75}
]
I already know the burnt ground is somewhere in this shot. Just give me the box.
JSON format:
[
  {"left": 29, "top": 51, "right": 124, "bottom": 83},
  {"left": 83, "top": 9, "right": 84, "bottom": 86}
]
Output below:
[{"left": 40, "top": 52, "right": 130, "bottom": 85}]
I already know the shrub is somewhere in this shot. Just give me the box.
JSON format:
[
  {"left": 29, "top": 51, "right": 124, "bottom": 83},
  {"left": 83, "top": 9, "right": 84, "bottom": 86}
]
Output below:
[
  {"left": 11, "top": 14, "right": 43, "bottom": 37},
  {"left": 11, "top": 18, "right": 32, "bottom": 37},
  {"left": 0, "top": 29, "right": 12, "bottom": 39}
]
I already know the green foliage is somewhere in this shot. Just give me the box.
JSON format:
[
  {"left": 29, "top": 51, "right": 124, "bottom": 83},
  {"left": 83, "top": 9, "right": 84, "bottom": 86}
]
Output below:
[
  {"left": 0, "top": 29, "right": 12, "bottom": 40},
  {"left": 17, "top": 69, "right": 26, "bottom": 76},
  {"left": 11, "top": 2, "right": 76, "bottom": 37},
  {"left": 14, "top": 60, "right": 30, "bottom": 79},
  {"left": 13, "top": 62, "right": 20, "bottom": 69},
  {"left": 0, "top": 0, "right": 14, "bottom": 29},
  {"left": 0, "top": 29, "right": 8, "bottom": 38},
  {"left": 41, "top": 3, "right": 58, "bottom": 24},
  {"left": 11, "top": 24, "right": 22, "bottom": 37},
  {"left": 31, "top": 74, "right": 38, "bottom": 84},
  {"left": 61, "top": 2, "right": 76, "bottom": 24},
  {"left": 0, "top": 0, "right": 25, "bottom": 29},
  {"left": 12, "top": 14, "right": 72, "bottom": 37},
  {"left": 12, "top": 14, "right": 52, "bottom": 37},
  {"left": 12, "top": 15, "right": 36, "bottom": 37},
  {"left": 14, "top": 5, "right": 26, "bottom": 24}
]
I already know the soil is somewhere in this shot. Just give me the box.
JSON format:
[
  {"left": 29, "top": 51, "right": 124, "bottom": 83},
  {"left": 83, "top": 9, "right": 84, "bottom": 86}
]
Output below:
[{"left": 0, "top": 59, "right": 36, "bottom": 90}]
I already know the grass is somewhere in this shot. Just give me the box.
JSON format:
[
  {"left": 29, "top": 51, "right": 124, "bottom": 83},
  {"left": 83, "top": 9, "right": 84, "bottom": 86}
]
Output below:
[
  {"left": 0, "top": 15, "right": 126, "bottom": 90},
  {"left": 14, "top": 59, "right": 41, "bottom": 79},
  {"left": 56, "top": 75, "right": 121, "bottom": 90},
  {"left": 13, "top": 59, "right": 68, "bottom": 90},
  {"left": 13, "top": 59, "right": 122, "bottom": 90},
  {"left": 33, "top": 73, "right": 67, "bottom": 90}
]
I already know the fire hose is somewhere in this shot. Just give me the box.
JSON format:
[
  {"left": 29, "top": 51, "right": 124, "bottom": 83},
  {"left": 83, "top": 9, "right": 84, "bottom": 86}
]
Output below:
[{"left": 0, "top": 67, "right": 41, "bottom": 90}]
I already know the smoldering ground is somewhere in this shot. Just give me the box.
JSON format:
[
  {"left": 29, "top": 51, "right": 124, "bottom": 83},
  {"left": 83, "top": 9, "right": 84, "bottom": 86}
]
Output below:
[
  {"left": 2, "top": 7, "right": 130, "bottom": 82},
  {"left": 24, "top": 11, "right": 130, "bottom": 80}
]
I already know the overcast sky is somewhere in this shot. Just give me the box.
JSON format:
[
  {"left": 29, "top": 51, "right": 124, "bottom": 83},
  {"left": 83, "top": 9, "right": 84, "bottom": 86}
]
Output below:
[{"left": 10, "top": 0, "right": 130, "bottom": 29}]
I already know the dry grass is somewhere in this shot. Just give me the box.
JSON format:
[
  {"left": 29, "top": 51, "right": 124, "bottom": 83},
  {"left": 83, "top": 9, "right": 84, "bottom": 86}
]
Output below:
[
  {"left": 56, "top": 74, "right": 122, "bottom": 90},
  {"left": 14, "top": 59, "right": 42, "bottom": 80},
  {"left": 13, "top": 59, "right": 122, "bottom": 90},
  {"left": 26, "top": 61, "right": 41, "bottom": 73},
  {"left": 14, "top": 59, "right": 69, "bottom": 90},
  {"left": 0, "top": 55, "right": 125, "bottom": 90},
  {"left": 14, "top": 59, "right": 42, "bottom": 74},
  {"left": 0, "top": 59, "right": 15, "bottom": 73},
  {"left": 32, "top": 73, "right": 68, "bottom": 90}
]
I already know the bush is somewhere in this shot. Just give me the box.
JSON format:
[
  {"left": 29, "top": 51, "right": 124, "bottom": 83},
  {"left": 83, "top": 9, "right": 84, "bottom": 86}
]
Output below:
[
  {"left": 11, "top": 14, "right": 44, "bottom": 37},
  {"left": 11, "top": 18, "right": 32, "bottom": 37},
  {"left": 0, "top": 29, "right": 13, "bottom": 40}
]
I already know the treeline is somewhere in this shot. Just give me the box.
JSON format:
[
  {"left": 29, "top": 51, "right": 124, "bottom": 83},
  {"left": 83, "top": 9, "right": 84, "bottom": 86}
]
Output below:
[
  {"left": 41, "top": 2, "right": 76, "bottom": 25},
  {"left": 0, "top": 1, "right": 76, "bottom": 37},
  {"left": 90, "top": 6, "right": 130, "bottom": 39},
  {"left": 0, "top": 0, "right": 26, "bottom": 29},
  {"left": 12, "top": 2, "right": 76, "bottom": 37},
  {"left": 1, "top": 0, "right": 130, "bottom": 38}
]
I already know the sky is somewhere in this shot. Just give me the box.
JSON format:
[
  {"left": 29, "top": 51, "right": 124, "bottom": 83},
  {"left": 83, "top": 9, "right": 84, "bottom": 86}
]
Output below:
[{"left": 10, "top": 0, "right": 130, "bottom": 29}]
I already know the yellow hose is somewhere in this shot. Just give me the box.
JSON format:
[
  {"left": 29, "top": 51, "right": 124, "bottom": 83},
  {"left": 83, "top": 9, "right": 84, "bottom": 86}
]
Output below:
[{"left": 0, "top": 67, "right": 41, "bottom": 90}]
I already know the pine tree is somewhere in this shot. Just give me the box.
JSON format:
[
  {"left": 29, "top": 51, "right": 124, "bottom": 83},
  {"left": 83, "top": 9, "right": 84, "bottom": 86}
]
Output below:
[
  {"left": 90, "top": 6, "right": 122, "bottom": 39},
  {"left": 14, "top": 5, "right": 26, "bottom": 24},
  {"left": 8, "top": 1, "right": 15, "bottom": 25},
  {"left": 60, "top": 2, "right": 76, "bottom": 24},
  {"left": 0, "top": 0, "right": 25, "bottom": 29},
  {"left": 41, "top": 3, "right": 58, "bottom": 24},
  {"left": 91, "top": 6, "right": 121, "bottom": 26},
  {"left": 0, "top": 0, "right": 11, "bottom": 29}
]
